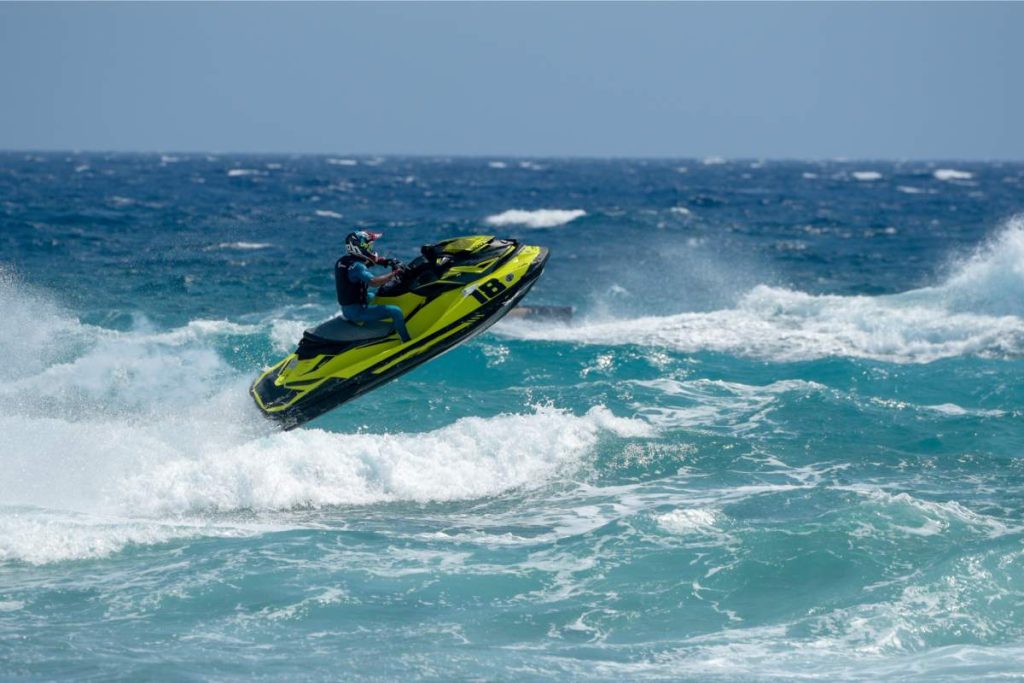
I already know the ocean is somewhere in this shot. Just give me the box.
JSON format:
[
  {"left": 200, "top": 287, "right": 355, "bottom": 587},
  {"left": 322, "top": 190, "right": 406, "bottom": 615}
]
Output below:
[{"left": 2, "top": 153, "right": 1024, "bottom": 681}]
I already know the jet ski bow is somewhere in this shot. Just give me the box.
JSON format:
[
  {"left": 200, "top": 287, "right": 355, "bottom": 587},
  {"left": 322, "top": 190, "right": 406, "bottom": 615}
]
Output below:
[{"left": 251, "top": 235, "right": 548, "bottom": 429}]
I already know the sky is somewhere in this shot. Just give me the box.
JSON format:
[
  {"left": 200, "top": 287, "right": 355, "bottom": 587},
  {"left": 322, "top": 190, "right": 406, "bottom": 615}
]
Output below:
[{"left": 0, "top": 2, "right": 1020, "bottom": 159}]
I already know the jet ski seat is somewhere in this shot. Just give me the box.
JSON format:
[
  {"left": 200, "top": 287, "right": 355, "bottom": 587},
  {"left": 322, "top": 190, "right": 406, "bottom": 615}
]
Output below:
[
  {"left": 307, "top": 316, "right": 394, "bottom": 342},
  {"left": 295, "top": 316, "right": 395, "bottom": 360}
]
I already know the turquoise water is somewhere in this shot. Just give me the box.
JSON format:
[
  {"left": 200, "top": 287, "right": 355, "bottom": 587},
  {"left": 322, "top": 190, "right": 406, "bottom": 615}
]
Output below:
[{"left": 2, "top": 154, "right": 1024, "bottom": 680}]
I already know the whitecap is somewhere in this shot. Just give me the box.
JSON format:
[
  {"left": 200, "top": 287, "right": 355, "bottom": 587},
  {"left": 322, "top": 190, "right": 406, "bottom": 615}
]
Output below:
[
  {"left": 314, "top": 210, "right": 343, "bottom": 219},
  {"left": 326, "top": 158, "right": 358, "bottom": 166},
  {"left": 852, "top": 171, "right": 883, "bottom": 181},
  {"left": 208, "top": 242, "right": 272, "bottom": 251},
  {"left": 485, "top": 209, "right": 586, "bottom": 229},
  {"left": 934, "top": 168, "right": 973, "bottom": 181}
]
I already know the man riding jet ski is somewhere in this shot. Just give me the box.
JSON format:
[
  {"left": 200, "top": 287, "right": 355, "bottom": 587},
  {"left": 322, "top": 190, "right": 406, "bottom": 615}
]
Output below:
[
  {"left": 251, "top": 234, "right": 549, "bottom": 429},
  {"left": 336, "top": 231, "right": 411, "bottom": 343}
]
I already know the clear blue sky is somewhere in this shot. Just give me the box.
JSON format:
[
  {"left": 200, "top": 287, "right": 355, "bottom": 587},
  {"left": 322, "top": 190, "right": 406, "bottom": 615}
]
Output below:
[{"left": 1, "top": 2, "right": 1020, "bottom": 159}]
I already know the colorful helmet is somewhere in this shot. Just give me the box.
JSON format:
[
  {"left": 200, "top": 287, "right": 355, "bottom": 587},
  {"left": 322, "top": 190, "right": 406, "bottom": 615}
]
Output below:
[{"left": 345, "top": 230, "right": 383, "bottom": 263}]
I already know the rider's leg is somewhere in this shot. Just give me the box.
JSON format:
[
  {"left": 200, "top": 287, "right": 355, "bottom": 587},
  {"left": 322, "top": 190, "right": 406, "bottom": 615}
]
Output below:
[{"left": 342, "top": 304, "right": 411, "bottom": 343}]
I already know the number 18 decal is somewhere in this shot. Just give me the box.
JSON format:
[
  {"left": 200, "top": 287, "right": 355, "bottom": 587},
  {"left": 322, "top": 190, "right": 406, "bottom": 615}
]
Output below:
[{"left": 469, "top": 278, "right": 507, "bottom": 304}]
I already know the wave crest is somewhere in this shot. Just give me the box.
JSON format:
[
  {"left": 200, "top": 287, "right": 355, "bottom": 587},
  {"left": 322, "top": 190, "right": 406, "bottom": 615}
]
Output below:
[
  {"left": 485, "top": 209, "right": 586, "bottom": 229},
  {"left": 500, "top": 219, "right": 1024, "bottom": 363}
]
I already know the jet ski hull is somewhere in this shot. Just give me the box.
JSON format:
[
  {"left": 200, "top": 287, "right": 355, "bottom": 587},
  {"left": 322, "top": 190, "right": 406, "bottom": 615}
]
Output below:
[{"left": 251, "top": 239, "right": 548, "bottom": 430}]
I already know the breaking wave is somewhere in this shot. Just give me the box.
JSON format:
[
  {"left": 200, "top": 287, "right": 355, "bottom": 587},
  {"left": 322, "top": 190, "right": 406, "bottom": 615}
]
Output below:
[
  {"left": 0, "top": 274, "right": 649, "bottom": 564},
  {"left": 500, "top": 219, "right": 1024, "bottom": 363}
]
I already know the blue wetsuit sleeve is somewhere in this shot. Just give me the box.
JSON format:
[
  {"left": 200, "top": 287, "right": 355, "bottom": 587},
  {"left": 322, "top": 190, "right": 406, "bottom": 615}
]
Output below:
[{"left": 347, "top": 262, "right": 373, "bottom": 285}]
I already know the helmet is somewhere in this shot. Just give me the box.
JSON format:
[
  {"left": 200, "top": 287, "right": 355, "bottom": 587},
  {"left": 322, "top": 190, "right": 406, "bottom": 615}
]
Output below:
[{"left": 345, "top": 230, "right": 383, "bottom": 263}]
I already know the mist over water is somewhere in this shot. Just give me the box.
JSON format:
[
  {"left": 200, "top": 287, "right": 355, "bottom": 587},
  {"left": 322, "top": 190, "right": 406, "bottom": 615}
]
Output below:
[{"left": 2, "top": 154, "right": 1024, "bottom": 680}]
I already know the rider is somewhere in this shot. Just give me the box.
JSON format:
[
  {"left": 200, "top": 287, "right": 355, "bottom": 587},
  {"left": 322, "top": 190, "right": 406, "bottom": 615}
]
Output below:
[{"left": 335, "top": 231, "right": 412, "bottom": 343}]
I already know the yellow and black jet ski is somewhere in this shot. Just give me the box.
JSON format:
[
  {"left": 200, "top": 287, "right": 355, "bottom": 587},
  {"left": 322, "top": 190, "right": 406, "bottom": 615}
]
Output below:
[{"left": 251, "top": 235, "right": 548, "bottom": 429}]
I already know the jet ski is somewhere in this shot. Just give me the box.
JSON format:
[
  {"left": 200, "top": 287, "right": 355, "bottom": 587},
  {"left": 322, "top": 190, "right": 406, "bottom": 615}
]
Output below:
[{"left": 251, "top": 235, "right": 549, "bottom": 429}]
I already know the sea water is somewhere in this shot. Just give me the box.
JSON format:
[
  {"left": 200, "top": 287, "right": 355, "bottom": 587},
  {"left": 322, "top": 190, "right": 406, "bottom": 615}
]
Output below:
[{"left": 2, "top": 154, "right": 1024, "bottom": 680}]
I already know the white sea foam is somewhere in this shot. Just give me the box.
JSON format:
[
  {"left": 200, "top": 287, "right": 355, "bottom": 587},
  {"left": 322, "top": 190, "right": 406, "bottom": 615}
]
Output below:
[
  {"left": 269, "top": 318, "right": 312, "bottom": 353},
  {"left": 922, "top": 403, "right": 1006, "bottom": 418},
  {"left": 314, "top": 210, "right": 343, "bottom": 219},
  {"left": 702, "top": 156, "right": 726, "bottom": 166},
  {"left": 499, "top": 287, "right": 1024, "bottom": 363},
  {"left": 631, "top": 378, "right": 824, "bottom": 431},
  {"left": 485, "top": 209, "right": 586, "bottom": 229},
  {"left": 122, "top": 405, "right": 650, "bottom": 515},
  {"left": 897, "top": 185, "right": 929, "bottom": 194},
  {"left": 488, "top": 161, "right": 507, "bottom": 169},
  {"left": 499, "top": 218, "right": 1024, "bottom": 363},
  {"left": 934, "top": 168, "right": 973, "bottom": 181},
  {"left": 842, "top": 486, "right": 1018, "bottom": 538},
  {"left": 656, "top": 508, "right": 719, "bottom": 534},
  {"left": 0, "top": 509, "right": 266, "bottom": 565},
  {"left": 0, "top": 276, "right": 648, "bottom": 563},
  {"left": 326, "top": 158, "right": 358, "bottom": 166},
  {"left": 852, "top": 171, "right": 883, "bottom": 181},
  {"left": 226, "top": 169, "right": 262, "bottom": 177},
  {"left": 208, "top": 241, "right": 272, "bottom": 251}
]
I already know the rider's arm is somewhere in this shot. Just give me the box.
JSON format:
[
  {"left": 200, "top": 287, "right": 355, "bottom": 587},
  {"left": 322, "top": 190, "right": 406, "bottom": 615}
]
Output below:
[
  {"left": 349, "top": 260, "right": 399, "bottom": 288},
  {"left": 369, "top": 270, "right": 401, "bottom": 287}
]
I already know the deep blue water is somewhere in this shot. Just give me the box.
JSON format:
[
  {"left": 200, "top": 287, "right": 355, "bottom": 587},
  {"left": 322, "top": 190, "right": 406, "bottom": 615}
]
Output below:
[{"left": 2, "top": 153, "right": 1024, "bottom": 681}]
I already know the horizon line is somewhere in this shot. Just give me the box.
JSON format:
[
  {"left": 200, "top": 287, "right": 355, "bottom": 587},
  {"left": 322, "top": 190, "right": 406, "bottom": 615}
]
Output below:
[{"left": 1, "top": 148, "right": 1021, "bottom": 165}]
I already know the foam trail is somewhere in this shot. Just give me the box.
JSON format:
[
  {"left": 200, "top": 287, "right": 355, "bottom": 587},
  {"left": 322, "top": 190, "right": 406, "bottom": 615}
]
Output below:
[{"left": 499, "top": 218, "right": 1024, "bottom": 363}]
